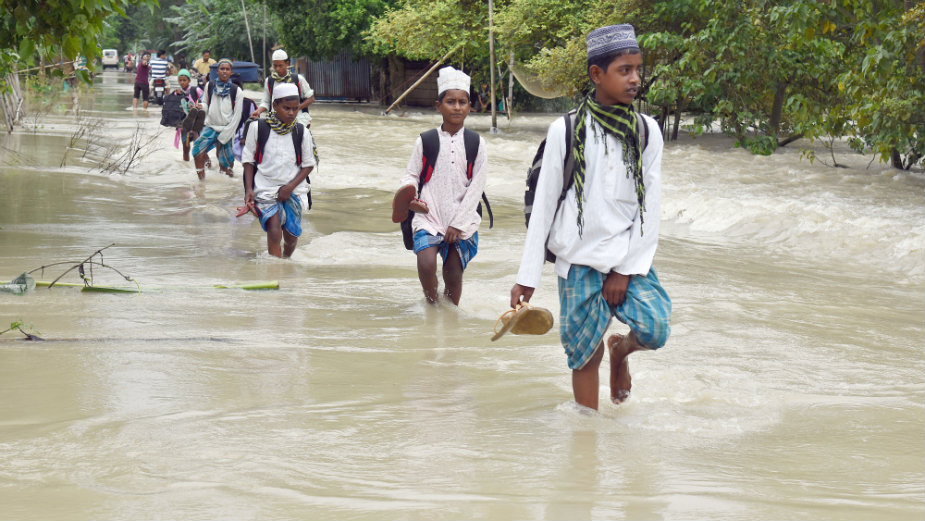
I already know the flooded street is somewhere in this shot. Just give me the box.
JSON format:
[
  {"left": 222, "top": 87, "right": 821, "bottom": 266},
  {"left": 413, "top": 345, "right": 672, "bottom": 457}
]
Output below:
[{"left": 1, "top": 72, "right": 923, "bottom": 520}]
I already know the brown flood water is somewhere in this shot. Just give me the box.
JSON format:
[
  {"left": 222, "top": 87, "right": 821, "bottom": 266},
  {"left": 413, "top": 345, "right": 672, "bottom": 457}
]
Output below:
[{"left": 0, "top": 72, "right": 923, "bottom": 520}]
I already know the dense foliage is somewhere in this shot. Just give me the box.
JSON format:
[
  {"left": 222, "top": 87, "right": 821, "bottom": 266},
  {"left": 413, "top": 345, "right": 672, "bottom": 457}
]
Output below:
[
  {"left": 365, "top": 0, "right": 922, "bottom": 167},
  {"left": 0, "top": 0, "right": 158, "bottom": 85},
  {"left": 270, "top": 0, "right": 397, "bottom": 60},
  {"left": 164, "top": 0, "right": 276, "bottom": 63}
]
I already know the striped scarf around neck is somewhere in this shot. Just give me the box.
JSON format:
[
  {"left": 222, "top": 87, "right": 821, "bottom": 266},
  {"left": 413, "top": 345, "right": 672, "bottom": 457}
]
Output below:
[
  {"left": 266, "top": 111, "right": 295, "bottom": 135},
  {"left": 571, "top": 91, "right": 645, "bottom": 236},
  {"left": 212, "top": 80, "right": 231, "bottom": 97},
  {"left": 271, "top": 70, "right": 293, "bottom": 83}
]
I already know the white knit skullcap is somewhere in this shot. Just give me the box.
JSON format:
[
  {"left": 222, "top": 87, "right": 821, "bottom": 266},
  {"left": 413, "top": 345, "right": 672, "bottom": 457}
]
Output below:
[
  {"left": 437, "top": 66, "right": 470, "bottom": 95},
  {"left": 272, "top": 83, "right": 299, "bottom": 102},
  {"left": 271, "top": 49, "right": 288, "bottom": 61}
]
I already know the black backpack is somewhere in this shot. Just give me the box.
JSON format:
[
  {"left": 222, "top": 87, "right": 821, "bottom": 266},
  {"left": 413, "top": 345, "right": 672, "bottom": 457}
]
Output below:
[
  {"left": 159, "top": 93, "right": 187, "bottom": 127},
  {"left": 400, "top": 128, "right": 493, "bottom": 250},
  {"left": 242, "top": 119, "right": 312, "bottom": 209},
  {"left": 236, "top": 97, "right": 257, "bottom": 134},
  {"left": 524, "top": 110, "right": 649, "bottom": 263}
]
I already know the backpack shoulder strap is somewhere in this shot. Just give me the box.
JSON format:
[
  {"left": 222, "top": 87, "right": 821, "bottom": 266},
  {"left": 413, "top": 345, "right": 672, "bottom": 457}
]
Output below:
[
  {"left": 637, "top": 112, "right": 648, "bottom": 153},
  {"left": 255, "top": 119, "right": 271, "bottom": 164},
  {"left": 559, "top": 109, "right": 578, "bottom": 203},
  {"left": 230, "top": 84, "right": 239, "bottom": 110},
  {"left": 461, "top": 128, "right": 492, "bottom": 228},
  {"left": 267, "top": 76, "right": 275, "bottom": 96},
  {"left": 419, "top": 129, "right": 440, "bottom": 189},
  {"left": 291, "top": 123, "right": 304, "bottom": 166},
  {"left": 296, "top": 74, "right": 305, "bottom": 99},
  {"left": 462, "top": 128, "right": 480, "bottom": 180}
]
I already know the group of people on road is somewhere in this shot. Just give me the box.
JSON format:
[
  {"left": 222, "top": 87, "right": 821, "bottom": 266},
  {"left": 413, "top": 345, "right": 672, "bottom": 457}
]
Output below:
[
  {"left": 143, "top": 25, "right": 672, "bottom": 413},
  {"left": 131, "top": 50, "right": 173, "bottom": 112}
]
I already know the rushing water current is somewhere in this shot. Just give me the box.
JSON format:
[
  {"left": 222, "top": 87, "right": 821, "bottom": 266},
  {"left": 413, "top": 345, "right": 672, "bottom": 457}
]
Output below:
[{"left": 1, "top": 72, "right": 923, "bottom": 520}]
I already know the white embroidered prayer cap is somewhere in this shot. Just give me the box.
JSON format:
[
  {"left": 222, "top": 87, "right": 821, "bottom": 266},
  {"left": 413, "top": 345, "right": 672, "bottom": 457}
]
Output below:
[
  {"left": 586, "top": 24, "right": 639, "bottom": 59},
  {"left": 271, "top": 49, "right": 288, "bottom": 61},
  {"left": 272, "top": 83, "right": 299, "bottom": 102},
  {"left": 437, "top": 66, "right": 470, "bottom": 96}
]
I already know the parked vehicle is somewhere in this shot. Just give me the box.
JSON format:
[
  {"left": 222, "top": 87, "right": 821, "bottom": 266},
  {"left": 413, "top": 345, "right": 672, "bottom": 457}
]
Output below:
[
  {"left": 151, "top": 77, "right": 167, "bottom": 105},
  {"left": 208, "top": 61, "right": 260, "bottom": 84},
  {"left": 101, "top": 49, "right": 119, "bottom": 70}
]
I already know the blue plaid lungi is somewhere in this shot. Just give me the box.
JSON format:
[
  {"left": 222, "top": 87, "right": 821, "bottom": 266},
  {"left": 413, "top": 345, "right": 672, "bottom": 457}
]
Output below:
[
  {"left": 412, "top": 230, "right": 478, "bottom": 271},
  {"left": 258, "top": 196, "right": 303, "bottom": 237},
  {"left": 191, "top": 126, "right": 235, "bottom": 169},
  {"left": 557, "top": 265, "right": 671, "bottom": 370}
]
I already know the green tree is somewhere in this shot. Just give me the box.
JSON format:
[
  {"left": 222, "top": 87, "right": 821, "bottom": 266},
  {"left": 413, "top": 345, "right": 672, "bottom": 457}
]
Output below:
[
  {"left": 165, "top": 0, "right": 276, "bottom": 63},
  {"left": 0, "top": 0, "right": 158, "bottom": 85},
  {"left": 834, "top": 1, "right": 924, "bottom": 169},
  {"left": 269, "top": 0, "right": 397, "bottom": 60},
  {"left": 366, "top": 0, "right": 487, "bottom": 62}
]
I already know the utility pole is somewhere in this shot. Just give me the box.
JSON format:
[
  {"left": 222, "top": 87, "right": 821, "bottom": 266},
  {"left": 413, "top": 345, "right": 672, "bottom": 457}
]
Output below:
[
  {"left": 488, "top": 0, "right": 498, "bottom": 133},
  {"left": 262, "top": 1, "right": 267, "bottom": 75},
  {"left": 240, "top": 0, "right": 256, "bottom": 63}
]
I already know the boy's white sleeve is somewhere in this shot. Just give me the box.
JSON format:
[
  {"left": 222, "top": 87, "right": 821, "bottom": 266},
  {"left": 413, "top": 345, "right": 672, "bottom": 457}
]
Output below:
[
  {"left": 615, "top": 114, "right": 663, "bottom": 275},
  {"left": 200, "top": 84, "right": 209, "bottom": 114},
  {"left": 516, "top": 117, "right": 567, "bottom": 289},
  {"left": 449, "top": 137, "right": 488, "bottom": 231},
  {"left": 300, "top": 127, "right": 316, "bottom": 169},
  {"left": 241, "top": 122, "right": 257, "bottom": 165},
  {"left": 217, "top": 88, "right": 244, "bottom": 145},
  {"left": 257, "top": 78, "right": 273, "bottom": 110},
  {"left": 399, "top": 137, "right": 424, "bottom": 189},
  {"left": 299, "top": 75, "right": 315, "bottom": 98},
  {"left": 259, "top": 78, "right": 272, "bottom": 111}
]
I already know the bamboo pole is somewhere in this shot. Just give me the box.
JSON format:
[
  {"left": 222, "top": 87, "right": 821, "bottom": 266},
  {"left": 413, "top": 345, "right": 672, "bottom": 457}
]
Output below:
[
  {"left": 240, "top": 0, "right": 256, "bottom": 63},
  {"left": 384, "top": 43, "right": 463, "bottom": 115},
  {"left": 488, "top": 0, "right": 498, "bottom": 132}
]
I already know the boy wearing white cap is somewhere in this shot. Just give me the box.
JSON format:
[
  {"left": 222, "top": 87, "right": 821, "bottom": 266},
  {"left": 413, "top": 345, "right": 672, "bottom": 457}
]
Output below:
[
  {"left": 396, "top": 66, "right": 487, "bottom": 306},
  {"left": 251, "top": 49, "right": 315, "bottom": 127},
  {"left": 241, "top": 83, "right": 316, "bottom": 258},
  {"left": 509, "top": 24, "right": 671, "bottom": 410}
]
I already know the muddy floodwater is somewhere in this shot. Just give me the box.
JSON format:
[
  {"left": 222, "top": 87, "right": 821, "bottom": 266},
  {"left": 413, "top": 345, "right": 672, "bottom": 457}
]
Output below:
[{"left": 1, "top": 72, "right": 923, "bottom": 520}]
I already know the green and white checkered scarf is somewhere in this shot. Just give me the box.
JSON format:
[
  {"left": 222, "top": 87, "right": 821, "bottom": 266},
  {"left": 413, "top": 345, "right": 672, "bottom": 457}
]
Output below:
[{"left": 572, "top": 91, "right": 645, "bottom": 236}]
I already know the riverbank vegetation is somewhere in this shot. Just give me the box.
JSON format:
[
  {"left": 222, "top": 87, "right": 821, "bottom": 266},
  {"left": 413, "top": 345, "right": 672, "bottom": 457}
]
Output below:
[{"left": 1, "top": 0, "right": 921, "bottom": 168}]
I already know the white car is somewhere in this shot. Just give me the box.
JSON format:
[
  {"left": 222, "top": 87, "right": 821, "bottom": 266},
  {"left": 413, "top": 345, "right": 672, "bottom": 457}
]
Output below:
[{"left": 101, "top": 49, "right": 119, "bottom": 70}]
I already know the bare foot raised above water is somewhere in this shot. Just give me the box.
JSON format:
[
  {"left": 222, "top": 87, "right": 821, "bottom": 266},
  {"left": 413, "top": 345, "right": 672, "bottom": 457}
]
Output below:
[{"left": 608, "top": 333, "right": 632, "bottom": 404}]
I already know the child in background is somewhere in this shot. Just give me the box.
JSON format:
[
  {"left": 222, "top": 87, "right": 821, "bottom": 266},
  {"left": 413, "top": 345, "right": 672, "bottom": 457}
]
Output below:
[
  {"left": 132, "top": 52, "right": 150, "bottom": 113},
  {"left": 509, "top": 24, "right": 671, "bottom": 411},
  {"left": 397, "top": 66, "right": 487, "bottom": 305},
  {"left": 173, "top": 69, "right": 203, "bottom": 161},
  {"left": 250, "top": 49, "right": 315, "bottom": 129},
  {"left": 191, "top": 59, "right": 243, "bottom": 179},
  {"left": 241, "top": 83, "right": 316, "bottom": 258}
]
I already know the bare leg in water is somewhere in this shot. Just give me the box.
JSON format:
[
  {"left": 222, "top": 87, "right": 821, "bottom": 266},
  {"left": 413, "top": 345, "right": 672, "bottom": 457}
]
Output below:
[
  {"left": 442, "top": 247, "right": 463, "bottom": 306},
  {"left": 416, "top": 247, "right": 439, "bottom": 304},
  {"left": 572, "top": 342, "right": 605, "bottom": 410}
]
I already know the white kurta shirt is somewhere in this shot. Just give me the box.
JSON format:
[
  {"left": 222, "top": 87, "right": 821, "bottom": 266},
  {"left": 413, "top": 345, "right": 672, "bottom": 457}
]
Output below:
[
  {"left": 258, "top": 75, "right": 315, "bottom": 123},
  {"left": 399, "top": 126, "right": 488, "bottom": 240},
  {"left": 201, "top": 85, "right": 244, "bottom": 145},
  {"left": 516, "top": 112, "right": 663, "bottom": 289},
  {"left": 241, "top": 123, "right": 316, "bottom": 207}
]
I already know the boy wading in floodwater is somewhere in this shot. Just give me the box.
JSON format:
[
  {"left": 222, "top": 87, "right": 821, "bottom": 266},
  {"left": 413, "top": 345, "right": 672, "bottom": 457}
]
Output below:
[
  {"left": 510, "top": 24, "right": 671, "bottom": 411},
  {"left": 191, "top": 59, "right": 243, "bottom": 179},
  {"left": 396, "top": 66, "right": 487, "bottom": 306},
  {"left": 250, "top": 49, "right": 315, "bottom": 129},
  {"left": 241, "top": 83, "right": 316, "bottom": 258}
]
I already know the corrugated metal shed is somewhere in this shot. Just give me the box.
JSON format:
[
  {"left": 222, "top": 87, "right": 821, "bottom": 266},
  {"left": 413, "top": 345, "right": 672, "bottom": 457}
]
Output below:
[{"left": 296, "top": 51, "right": 371, "bottom": 101}]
